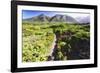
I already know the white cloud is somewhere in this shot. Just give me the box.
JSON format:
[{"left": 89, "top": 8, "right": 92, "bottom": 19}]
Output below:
[{"left": 55, "top": 12, "right": 90, "bottom": 18}]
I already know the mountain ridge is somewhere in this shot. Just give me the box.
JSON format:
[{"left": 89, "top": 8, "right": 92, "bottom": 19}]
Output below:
[{"left": 23, "top": 14, "right": 90, "bottom": 24}]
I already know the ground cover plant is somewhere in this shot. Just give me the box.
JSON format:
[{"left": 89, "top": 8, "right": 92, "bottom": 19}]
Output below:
[{"left": 22, "top": 22, "right": 90, "bottom": 62}]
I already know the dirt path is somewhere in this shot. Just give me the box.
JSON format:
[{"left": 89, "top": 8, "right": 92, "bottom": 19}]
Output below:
[{"left": 49, "top": 34, "right": 57, "bottom": 56}]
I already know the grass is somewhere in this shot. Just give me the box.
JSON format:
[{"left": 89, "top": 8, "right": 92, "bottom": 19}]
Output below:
[{"left": 22, "top": 22, "right": 90, "bottom": 62}]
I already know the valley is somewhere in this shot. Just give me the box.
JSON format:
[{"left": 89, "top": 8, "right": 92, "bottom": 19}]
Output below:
[{"left": 22, "top": 22, "right": 90, "bottom": 62}]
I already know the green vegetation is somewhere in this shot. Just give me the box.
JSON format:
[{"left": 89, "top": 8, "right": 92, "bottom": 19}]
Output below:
[{"left": 22, "top": 22, "right": 90, "bottom": 62}]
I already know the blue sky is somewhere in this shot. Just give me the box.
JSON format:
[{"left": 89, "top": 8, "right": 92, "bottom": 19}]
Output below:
[
  {"left": 22, "top": 10, "right": 90, "bottom": 19},
  {"left": 22, "top": 10, "right": 57, "bottom": 19}
]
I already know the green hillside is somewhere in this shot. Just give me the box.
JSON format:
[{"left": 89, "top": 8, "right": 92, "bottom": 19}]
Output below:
[{"left": 22, "top": 22, "right": 90, "bottom": 62}]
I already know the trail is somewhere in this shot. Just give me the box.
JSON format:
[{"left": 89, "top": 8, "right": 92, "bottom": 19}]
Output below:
[{"left": 48, "top": 34, "right": 57, "bottom": 56}]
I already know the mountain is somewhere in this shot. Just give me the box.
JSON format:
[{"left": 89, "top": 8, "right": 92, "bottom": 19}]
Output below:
[
  {"left": 23, "top": 14, "right": 50, "bottom": 23},
  {"left": 50, "top": 14, "right": 78, "bottom": 23},
  {"left": 76, "top": 16, "right": 90, "bottom": 24},
  {"left": 23, "top": 14, "right": 78, "bottom": 23},
  {"left": 35, "top": 14, "right": 50, "bottom": 22}
]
